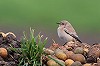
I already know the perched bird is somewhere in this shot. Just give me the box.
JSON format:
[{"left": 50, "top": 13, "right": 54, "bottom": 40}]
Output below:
[{"left": 57, "top": 20, "right": 82, "bottom": 45}]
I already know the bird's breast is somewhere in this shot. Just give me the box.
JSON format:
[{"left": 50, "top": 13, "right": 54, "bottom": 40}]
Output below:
[{"left": 57, "top": 28, "right": 74, "bottom": 42}]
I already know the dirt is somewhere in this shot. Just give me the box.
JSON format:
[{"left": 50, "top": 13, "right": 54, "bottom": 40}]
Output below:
[
  {"left": 0, "top": 33, "right": 20, "bottom": 66},
  {"left": 0, "top": 32, "right": 100, "bottom": 66}
]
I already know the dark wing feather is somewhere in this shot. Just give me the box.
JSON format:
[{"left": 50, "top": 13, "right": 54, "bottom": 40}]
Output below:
[{"left": 64, "top": 30, "right": 82, "bottom": 43}]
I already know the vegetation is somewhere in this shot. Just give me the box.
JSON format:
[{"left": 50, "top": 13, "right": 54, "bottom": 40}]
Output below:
[{"left": 18, "top": 28, "right": 47, "bottom": 66}]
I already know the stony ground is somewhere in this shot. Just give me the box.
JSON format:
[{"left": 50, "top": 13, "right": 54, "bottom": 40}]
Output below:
[
  {"left": 43, "top": 41, "right": 100, "bottom": 66},
  {"left": 0, "top": 32, "right": 20, "bottom": 66},
  {"left": 0, "top": 32, "right": 100, "bottom": 66}
]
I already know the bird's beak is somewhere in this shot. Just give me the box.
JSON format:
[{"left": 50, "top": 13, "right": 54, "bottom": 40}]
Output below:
[{"left": 56, "top": 22, "right": 60, "bottom": 24}]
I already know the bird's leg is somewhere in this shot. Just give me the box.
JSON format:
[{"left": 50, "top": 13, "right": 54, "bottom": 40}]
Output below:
[{"left": 74, "top": 39, "right": 77, "bottom": 44}]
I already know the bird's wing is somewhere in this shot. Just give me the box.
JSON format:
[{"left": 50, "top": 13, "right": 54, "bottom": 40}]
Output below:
[
  {"left": 64, "top": 29, "right": 82, "bottom": 43},
  {"left": 64, "top": 26, "right": 78, "bottom": 37},
  {"left": 70, "top": 33, "right": 82, "bottom": 43},
  {"left": 65, "top": 22, "right": 78, "bottom": 36}
]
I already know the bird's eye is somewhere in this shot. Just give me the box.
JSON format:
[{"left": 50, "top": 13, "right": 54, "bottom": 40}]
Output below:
[{"left": 61, "top": 23, "right": 64, "bottom": 25}]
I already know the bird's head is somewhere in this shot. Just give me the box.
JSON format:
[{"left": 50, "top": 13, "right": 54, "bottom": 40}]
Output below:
[{"left": 57, "top": 20, "right": 69, "bottom": 27}]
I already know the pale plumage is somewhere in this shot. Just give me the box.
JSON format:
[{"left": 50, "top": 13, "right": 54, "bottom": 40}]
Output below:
[{"left": 57, "top": 20, "right": 82, "bottom": 44}]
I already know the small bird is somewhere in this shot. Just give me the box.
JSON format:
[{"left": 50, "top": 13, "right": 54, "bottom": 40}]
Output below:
[{"left": 57, "top": 20, "right": 82, "bottom": 45}]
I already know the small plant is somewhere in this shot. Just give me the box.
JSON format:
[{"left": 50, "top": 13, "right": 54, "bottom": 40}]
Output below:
[{"left": 18, "top": 28, "right": 47, "bottom": 66}]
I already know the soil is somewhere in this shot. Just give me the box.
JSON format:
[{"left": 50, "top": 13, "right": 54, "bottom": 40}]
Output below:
[
  {"left": 0, "top": 33, "right": 21, "bottom": 66},
  {"left": 0, "top": 32, "right": 100, "bottom": 66}
]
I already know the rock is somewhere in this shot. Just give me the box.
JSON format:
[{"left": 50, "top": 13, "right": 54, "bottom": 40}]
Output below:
[
  {"left": 13, "top": 53, "right": 20, "bottom": 60},
  {"left": 4, "top": 61, "right": 17, "bottom": 66},
  {"left": 74, "top": 47, "right": 84, "bottom": 54},
  {"left": 65, "top": 51, "right": 74, "bottom": 59},
  {"left": 92, "top": 63, "right": 98, "bottom": 66},
  {"left": 55, "top": 48, "right": 67, "bottom": 61},
  {"left": 70, "top": 54, "right": 86, "bottom": 63},
  {"left": 71, "top": 61, "right": 82, "bottom": 66},
  {"left": 0, "top": 61, "right": 6, "bottom": 65},
  {"left": 97, "top": 58, "right": 100, "bottom": 66},
  {"left": 0, "top": 37, "right": 3, "bottom": 44},
  {"left": 49, "top": 43, "right": 60, "bottom": 51},
  {"left": 47, "top": 59, "right": 60, "bottom": 66},
  {"left": 0, "top": 56, "right": 4, "bottom": 61},
  {"left": 83, "top": 63, "right": 91, "bottom": 66},
  {"left": 44, "top": 48, "right": 54, "bottom": 55},
  {"left": 87, "top": 44, "right": 100, "bottom": 63},
  {"left": 65, "top": 59, "right": 74, "bottom": 66},
  {"left": 5, "top": 32, "right": 16, "bottom": 43}
]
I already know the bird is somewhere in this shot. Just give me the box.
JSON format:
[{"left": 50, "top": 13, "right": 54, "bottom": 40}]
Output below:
[{"left": 57, "top": 20, "right": 82, "bottom": 45}]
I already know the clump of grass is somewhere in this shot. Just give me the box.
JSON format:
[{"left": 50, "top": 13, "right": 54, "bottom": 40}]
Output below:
[{"left": 18, "top": 28, "right": 47, "bottom": 66}]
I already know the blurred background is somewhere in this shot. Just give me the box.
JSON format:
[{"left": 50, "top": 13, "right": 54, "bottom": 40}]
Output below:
[{"left": 0, "top": 0, "right": 100, "bottom": 47}]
